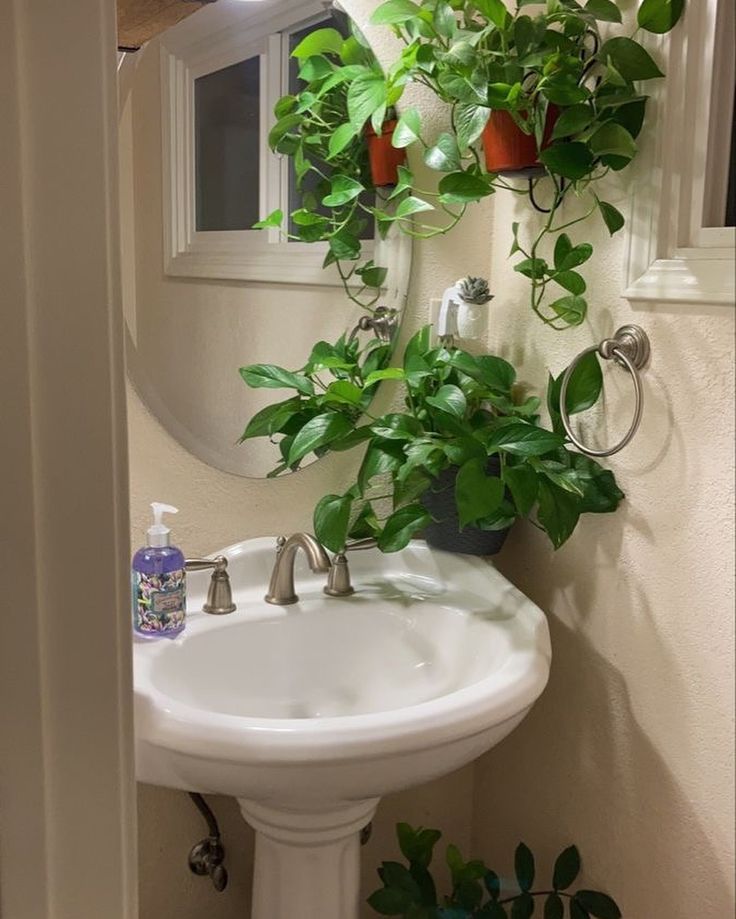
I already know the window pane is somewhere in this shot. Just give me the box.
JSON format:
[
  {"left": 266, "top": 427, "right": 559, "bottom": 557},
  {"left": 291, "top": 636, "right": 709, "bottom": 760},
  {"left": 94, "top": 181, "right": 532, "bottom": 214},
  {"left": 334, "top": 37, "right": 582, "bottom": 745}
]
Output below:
[
  {"left": 287, "top": 17, "right": 375, "bottom": 241},
  {"left": 195, "top": 57, "right": 260, "bottom": 232}
]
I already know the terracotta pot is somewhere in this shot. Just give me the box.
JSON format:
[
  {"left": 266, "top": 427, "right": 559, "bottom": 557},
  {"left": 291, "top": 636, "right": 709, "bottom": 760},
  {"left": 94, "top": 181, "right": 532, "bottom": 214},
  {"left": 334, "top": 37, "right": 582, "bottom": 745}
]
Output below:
[
  {"left": 365, "top": 120, "right": 406, "bottom": 187},
  {"left": 482, "top": 107, "right": 559, "bottom": 177}
]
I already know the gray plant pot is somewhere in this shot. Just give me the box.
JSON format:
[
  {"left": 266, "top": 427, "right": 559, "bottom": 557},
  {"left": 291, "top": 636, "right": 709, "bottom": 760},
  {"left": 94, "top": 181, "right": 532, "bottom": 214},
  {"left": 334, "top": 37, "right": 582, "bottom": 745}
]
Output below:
[{"left": 420, "top": 457, "right": 513, "bottom": 557}]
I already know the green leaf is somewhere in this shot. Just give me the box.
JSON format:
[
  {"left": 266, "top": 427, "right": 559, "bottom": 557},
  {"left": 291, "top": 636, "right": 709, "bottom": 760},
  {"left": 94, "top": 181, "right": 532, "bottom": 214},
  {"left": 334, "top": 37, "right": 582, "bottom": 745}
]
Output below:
[
  {"left": 575, "top": 891, "right": 621, "bottom": 919},
  {"left": 328, "top": 123, "right": 359, "bottom": 158},
  {"left": 371, "top": 413, "right": 423, "bottom": 440},
  {"left": 511, "top": 892, "right": 534, "bottom": 919},
  {"left": 377, "top": 504, "right": 432, "bottom": 552},
  {"left": 598, "top": 37, "right": 664, "bottom": 81},
  {"left": 553, "top": 270, "right": 586, "bottom": 295},
  {"left": 287, "top": 412, "right": 353, "bottom": 465},
  {"left": 552, "top": 845, "right": 581, "bottom": 890},
  {"left": 487, "top": 423, "right": 564, "bottom": 456},
  {"left": 397, "top": 823, "right": 442, "bottom": 869},
  {"left": 322, "top": 175, "right": 364, "bottom": 207},
  {"left": 357, "top": 263, "right": 388, "bottom": 288},
  {"left": 537, "top": 479, "right": 580, "bottom": 548},
  {"left": 484, "top": 870, "right": 501, "bottom": 900},
  {"left": 239, "top": 364, "right": 314, "bottom": 396},
  {"left": 393, "top": 107, "right": 422, "bottom": 148},
  {"left": 590, "top": 123, "right": 637, "bottom": 160},
  {"left": 558, "top": 242, "right": 593, "bottom": 271},
  {"left": 404, "top": 325, "right": 431, "bottom": 365},
  {"left": 637, "top": 0, "right": 684, "bottom": 33},
  {"left": 474, "top": 355, "right": 516, "bottom": 391},
  {"left": 358, "top": 440, "right": 406, "bottom": 492},
  {"left": 553, "top": 233, "right": 573, "bottom": 270},
  {"left": 298, "top": 55, "right": 333, "bottom": 83},
  {"left": 570, "top": 454, "right": 625, "bottom": 513},
  {"left": 433, "top": 0, "right": 457, "bottom": 38},
  {"left": 367, "top": 886, "right": 412, "bottom": 915},
  {"left": 570, "top": 900, "right": 590, "bottom": 919},
  {"left": 438, "top": 171, "right": 493, "bottom": 204},
  {"left": 378, "top": 861, "right": 423, "bottom": 901},
  {"left": 551, "top": 104, "right": 594, "bottom": 140},
  {"left": 238, "top": 399, "right": 301, "bottom": 442},
  {"left": 597, "top": 199, "right": 625, "bottom": 235},
  {"left": 544, "top": 892, "right": 564, "bottom": 919},
  {"left": 503, "top": 465, "right": 539, "bottom": 516},
  {"left": 455, "top": 103, "right": 490, "bottom": 150},
  {"left": 291, "top": 27, "right": 344, "bottom": 59},
  {"left": 347, "top": 73, "right": 387, "bottom": 129},
  {"left": 424, "top": 133, "right": 461, "bottom": 172},
  {"left": 539, "top": 142, "right": 595, "bottom": 180},
  {"left": 364, "top": 367, "right": 406, "bottom": 386},
  {"left": 537, "top": 460, "right": 585, "bottom": 497},
  {"left": 563, "top": 350, "right": 603, "bottom": 413},
  {"left": 584, "top": 0, "right": 622, "bottom": 22},
  {"left": 515, "top": 843, "right": 535, "bottom": 892},
  {"left": 426, "top": 384, "right": 467, "bottom": 418},
  {"left": 324, "top": 380, "right": 364, "bottom": 405},
  {"left": 515, "top": 257, "right": 548, "bottom": 280},
  {"left": 370, "top": 0, "right": 423, "bottom": 25},
  {"left": 252, "top": 208, "right": 283, "bottom": 230},
  {"left": 388, "top": 164, "right": 415, "bottom": 199},
  {"left": 550, "top": 294, "right": 587, "bottom": 326},
  {"left": 396, "top": 195, "right": 435, "bottom": 218},
  {"left": 473, "top": 0, "right": 509, "bottom": 28},
  {"left": 455, "top": 458, "right": 505, "bottom": 527},
  {"left": 313, "top": 493, "right": 352, "bottom": 553}
]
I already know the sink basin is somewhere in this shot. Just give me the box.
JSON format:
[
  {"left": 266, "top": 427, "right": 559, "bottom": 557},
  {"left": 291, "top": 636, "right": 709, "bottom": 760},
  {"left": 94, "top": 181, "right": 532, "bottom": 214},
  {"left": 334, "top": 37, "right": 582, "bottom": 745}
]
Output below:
[{"left": 134, "top": 537, "right": 551, "bottom": 919}]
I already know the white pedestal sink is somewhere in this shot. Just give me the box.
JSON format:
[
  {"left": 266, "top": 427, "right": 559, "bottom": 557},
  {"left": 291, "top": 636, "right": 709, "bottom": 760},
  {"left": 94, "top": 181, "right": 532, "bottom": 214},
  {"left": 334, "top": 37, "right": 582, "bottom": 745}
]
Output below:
[{"left": 133, "top": 538, "right": 551, "bottom": 919}]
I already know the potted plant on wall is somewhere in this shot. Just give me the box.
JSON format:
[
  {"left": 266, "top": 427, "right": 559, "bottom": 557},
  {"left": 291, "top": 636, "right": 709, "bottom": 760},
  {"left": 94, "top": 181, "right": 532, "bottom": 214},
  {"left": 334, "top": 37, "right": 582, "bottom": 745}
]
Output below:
[
  {"left": 239, "top": 324, "right": 624, "bottom": 555},
  {"left": 365, "top": 0, "right": 686, "bottom": 328},
  {"left": 258, "top": 0, "right": 684, "bottom": 327},
  {"left": 255, "top": 22, "right": 406, "bottom": 311}
]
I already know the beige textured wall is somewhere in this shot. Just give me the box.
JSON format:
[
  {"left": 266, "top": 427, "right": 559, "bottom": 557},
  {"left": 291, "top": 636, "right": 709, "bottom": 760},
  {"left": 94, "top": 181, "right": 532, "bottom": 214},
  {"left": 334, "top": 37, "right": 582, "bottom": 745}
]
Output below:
[
  {"left": 127, "top": 2, "right": 735, "bottom": 917},
  {"left": 473, "top": 200, "right": 736, "bottom": 917}
]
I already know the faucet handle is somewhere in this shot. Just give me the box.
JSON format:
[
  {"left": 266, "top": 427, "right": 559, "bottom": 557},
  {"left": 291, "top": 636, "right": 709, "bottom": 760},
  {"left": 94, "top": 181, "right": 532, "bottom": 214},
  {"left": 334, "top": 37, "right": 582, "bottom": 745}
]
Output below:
[
  {"left": 185, "top": 556, "right": 236, "bottom": 615},
  {"left": 324, "top": 553, "right": 354, "bottom": 598}
]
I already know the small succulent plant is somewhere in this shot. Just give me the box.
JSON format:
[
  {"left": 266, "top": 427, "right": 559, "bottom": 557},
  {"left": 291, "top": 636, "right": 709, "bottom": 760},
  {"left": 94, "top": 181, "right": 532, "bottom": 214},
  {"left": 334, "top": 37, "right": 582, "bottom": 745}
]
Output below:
[{"left": 459, "top": 277, "right": 493, "bottom": 305}]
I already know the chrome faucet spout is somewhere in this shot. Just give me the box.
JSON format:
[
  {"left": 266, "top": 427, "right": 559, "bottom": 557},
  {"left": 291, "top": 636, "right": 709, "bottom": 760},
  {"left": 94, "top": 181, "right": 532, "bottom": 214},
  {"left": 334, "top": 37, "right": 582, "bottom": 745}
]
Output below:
[{"left": 265, "top": 533, "right": 331, "bottom": 606}]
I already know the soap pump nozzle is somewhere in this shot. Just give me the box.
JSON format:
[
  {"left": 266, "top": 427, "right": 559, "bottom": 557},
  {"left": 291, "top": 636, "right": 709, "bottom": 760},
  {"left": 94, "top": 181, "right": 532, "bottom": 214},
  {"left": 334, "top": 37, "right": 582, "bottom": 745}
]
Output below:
[{"left": 148, "top": 502, "right": 178, "bottom": 548}]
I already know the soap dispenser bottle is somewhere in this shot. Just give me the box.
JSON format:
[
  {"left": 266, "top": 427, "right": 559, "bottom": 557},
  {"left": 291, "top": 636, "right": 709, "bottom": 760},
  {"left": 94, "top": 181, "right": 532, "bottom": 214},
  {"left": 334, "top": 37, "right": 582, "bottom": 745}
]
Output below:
[{"left": 132, "top": 503, "right": 186, "bottom": 639}]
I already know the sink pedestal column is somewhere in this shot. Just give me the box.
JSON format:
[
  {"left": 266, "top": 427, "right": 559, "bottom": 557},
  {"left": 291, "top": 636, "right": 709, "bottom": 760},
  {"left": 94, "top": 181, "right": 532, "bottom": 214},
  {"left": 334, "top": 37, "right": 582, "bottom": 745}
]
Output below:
[{"left": 239, "top": 798, "right": 379, "bottom": 919}]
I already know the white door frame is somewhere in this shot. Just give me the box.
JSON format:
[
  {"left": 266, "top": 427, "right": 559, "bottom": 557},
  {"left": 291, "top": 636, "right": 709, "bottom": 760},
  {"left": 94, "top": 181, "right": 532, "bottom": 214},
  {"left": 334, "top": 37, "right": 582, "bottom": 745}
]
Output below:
[{"left": 0, "top": 1, "right": 137, "bottom": 917}]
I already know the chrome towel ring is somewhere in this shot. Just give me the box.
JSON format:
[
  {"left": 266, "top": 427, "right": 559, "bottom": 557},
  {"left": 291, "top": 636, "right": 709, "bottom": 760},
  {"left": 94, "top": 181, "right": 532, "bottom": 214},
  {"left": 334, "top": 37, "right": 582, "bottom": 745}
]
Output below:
[{"left": 560, "top": 325, "right": 651, "bottom": 458}]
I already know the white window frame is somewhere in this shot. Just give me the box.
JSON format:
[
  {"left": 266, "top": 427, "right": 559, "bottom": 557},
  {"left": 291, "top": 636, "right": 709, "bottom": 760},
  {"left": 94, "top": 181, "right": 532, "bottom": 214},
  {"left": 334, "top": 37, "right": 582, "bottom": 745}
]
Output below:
[
  {"left": 624, "top": 0, "right": 735, "bottom": 306},
  {"left": 160, "top": 0, "right": 373, "bottom": 285}
]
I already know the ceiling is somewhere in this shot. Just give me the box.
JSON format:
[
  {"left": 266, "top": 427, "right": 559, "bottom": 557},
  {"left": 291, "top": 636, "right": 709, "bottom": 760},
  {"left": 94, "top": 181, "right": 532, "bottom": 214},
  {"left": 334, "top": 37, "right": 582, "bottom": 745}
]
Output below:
[{"left": 117, "top": 0, "right": 216, "bottom": 50}]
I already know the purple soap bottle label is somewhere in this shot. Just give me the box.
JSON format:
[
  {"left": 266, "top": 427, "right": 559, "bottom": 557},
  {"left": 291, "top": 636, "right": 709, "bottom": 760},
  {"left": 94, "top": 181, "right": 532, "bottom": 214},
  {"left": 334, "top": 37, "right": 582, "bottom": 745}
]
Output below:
[{"left": 133, "top": 567, "right": 186, "bottom": 636}]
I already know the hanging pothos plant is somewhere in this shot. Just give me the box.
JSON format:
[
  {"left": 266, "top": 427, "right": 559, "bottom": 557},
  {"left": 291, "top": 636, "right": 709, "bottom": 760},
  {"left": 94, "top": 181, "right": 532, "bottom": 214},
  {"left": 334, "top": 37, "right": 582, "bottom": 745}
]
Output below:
[{"left": 258, "top": 0, "right": 684, "bottom": 328}]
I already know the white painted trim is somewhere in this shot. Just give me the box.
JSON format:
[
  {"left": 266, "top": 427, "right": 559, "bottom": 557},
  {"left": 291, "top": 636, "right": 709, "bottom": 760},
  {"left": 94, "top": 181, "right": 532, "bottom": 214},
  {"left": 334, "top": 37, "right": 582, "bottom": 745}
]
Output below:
[
  {"left": 1, "top": 0, "right": 136, "bottom": 916},
  {"left": 159, "top": 0, "right": 367, "bottom": 285},
  {"left": 624, "top": 0, "right": 735, "bottom": 306}
]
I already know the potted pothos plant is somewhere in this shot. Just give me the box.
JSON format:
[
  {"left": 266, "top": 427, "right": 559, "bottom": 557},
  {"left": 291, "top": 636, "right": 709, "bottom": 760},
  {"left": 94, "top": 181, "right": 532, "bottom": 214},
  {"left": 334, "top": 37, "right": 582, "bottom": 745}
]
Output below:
[
  {"left": 365, "top": 0, "right": 686, "bottom": 328},
  {"left": 239, "top": 324, "right": 624, "bottom": 555},
  {"left": 255, "top": 20, "right": 404, "bottom": 311},
  {"left": 259, "top": 0, "right": 684, "bottom": 329},
  {"left": 369, "top": 823, "right": 622, "bottom": 919}
]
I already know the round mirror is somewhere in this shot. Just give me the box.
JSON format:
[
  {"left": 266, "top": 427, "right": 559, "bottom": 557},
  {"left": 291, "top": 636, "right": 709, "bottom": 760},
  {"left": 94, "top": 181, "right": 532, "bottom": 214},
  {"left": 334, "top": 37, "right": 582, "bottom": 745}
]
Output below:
[{"left": 119, "top": 0, "right": 411, "bottom": 478}]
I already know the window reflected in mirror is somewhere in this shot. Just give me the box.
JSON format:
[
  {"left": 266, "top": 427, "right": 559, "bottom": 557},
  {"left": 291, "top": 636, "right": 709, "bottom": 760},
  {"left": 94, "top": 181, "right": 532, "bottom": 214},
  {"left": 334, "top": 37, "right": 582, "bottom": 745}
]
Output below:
[{"left": 195, "top": 56, "right": 260, "bottom": 232}]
